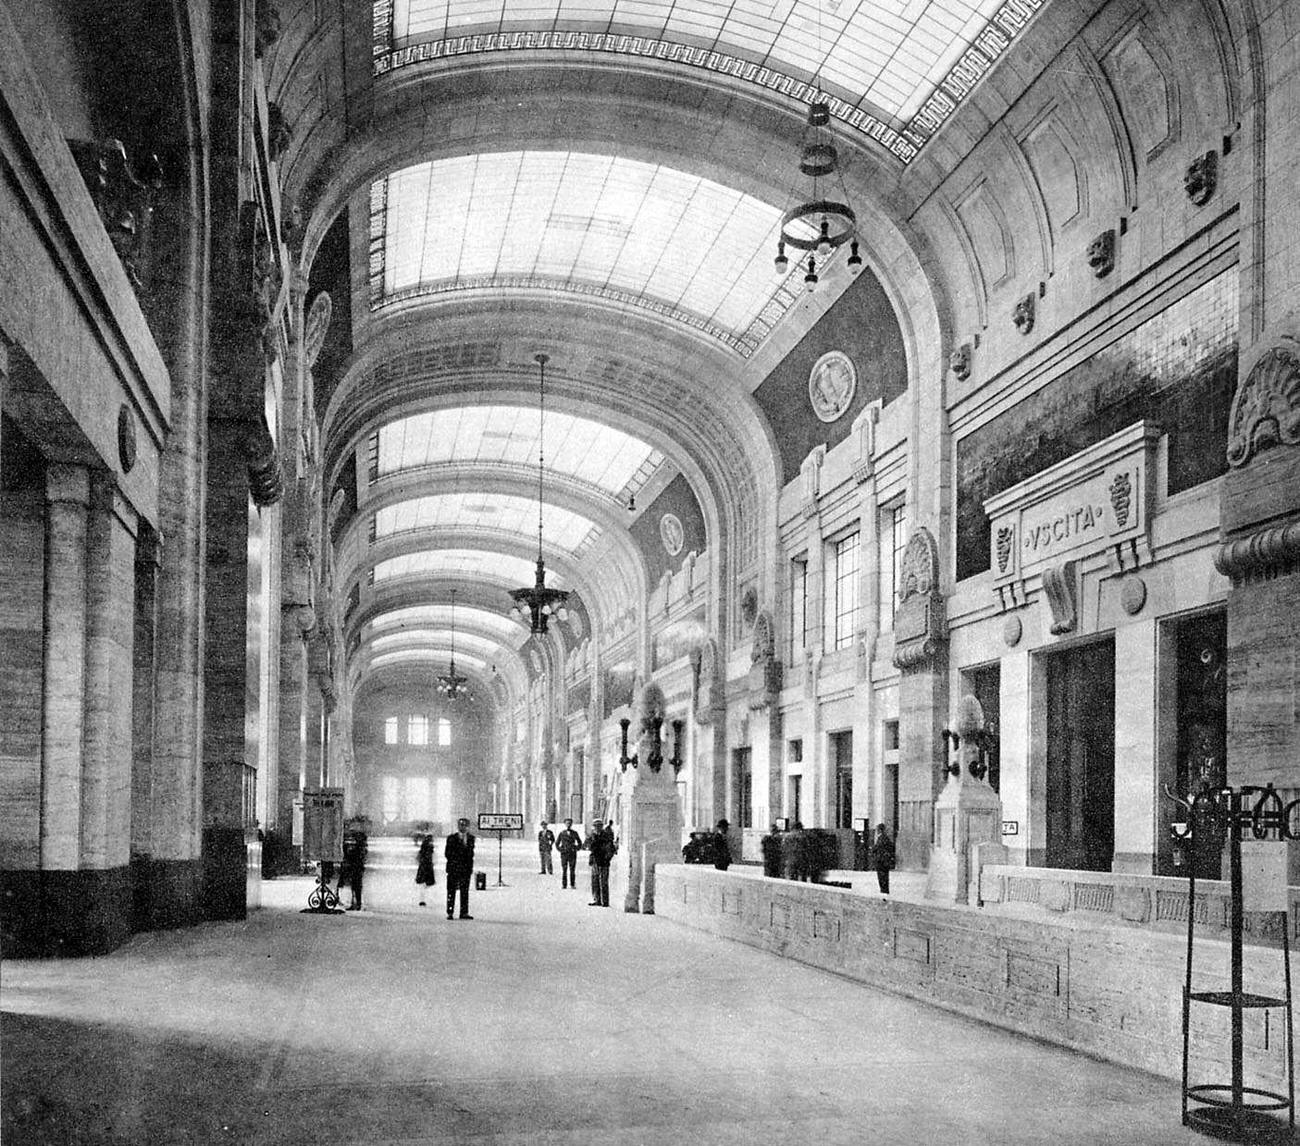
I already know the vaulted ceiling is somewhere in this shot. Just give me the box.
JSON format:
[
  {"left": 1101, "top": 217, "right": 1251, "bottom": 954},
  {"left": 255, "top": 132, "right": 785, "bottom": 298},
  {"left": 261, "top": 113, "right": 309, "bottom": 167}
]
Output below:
[{"left": 272, "top": 0, "right": 1044, "bottom": 738}]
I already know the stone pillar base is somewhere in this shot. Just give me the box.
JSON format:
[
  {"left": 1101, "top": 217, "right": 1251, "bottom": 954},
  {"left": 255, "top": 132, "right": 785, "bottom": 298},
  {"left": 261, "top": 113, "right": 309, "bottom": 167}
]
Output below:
[
  {"left": 130, "top": 855, "right": 204, "bottom": 933},
  {"left": 202, "top": 827, "right": 250, "bottom": 921},
  {"left": 1, "top": 867, "right": 132, "bottom": 957}
]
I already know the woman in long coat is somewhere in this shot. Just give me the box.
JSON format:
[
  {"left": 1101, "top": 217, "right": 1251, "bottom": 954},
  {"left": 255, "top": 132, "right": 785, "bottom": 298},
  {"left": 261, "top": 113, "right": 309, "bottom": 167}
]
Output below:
[{"left": 415, "top": 834, "right": 436, "bottom": 906}]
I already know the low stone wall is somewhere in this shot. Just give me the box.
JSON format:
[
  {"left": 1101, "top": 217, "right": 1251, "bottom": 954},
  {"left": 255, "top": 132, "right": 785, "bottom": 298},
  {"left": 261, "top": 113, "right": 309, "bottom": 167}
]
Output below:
[{"left": 655, "top": 864, "right": 1293, "bottom": 1090}]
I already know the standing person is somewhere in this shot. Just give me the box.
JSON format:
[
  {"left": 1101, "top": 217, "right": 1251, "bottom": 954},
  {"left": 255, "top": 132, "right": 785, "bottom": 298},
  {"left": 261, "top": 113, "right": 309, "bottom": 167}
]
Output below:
[
  {"left": 871, "top": 823, "right": 896, "bottom": 894},
  {"left": 444, "top": 817, "right": 476, "bottom": 920},
  {"left": 341, "top": 827, "right": 368, "bottom": 910},
  {"left": 555, "top": 818, "right": 582, "bottom": 888},
  {"left": 414, "top": 833, "right": 436, "bottom": 906},
  {"left": 712, "top": 818, "right": 732, "bottom": 871},
  {"left": 537, "top": 821, "right": 555, "bottom": 875},
  {"left": 587, "top": 819, "right": 614, "bottom": 907},
  {"left": 760, "top": 823, "right": 783, "bottom": 878}
]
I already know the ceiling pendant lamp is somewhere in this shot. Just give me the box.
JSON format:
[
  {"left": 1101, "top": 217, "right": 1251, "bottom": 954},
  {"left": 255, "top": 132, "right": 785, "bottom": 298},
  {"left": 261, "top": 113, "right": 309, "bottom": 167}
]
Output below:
[
  {"left": 507, "top": 353, "right": 569, "bottom": 635},
  {"left": 437, "top": 589, "right": 469, "bottom": 700}
]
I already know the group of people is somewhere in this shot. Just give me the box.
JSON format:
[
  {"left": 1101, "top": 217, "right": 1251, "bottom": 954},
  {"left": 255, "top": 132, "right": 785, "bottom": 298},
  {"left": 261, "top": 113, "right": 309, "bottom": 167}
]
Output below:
[
  {"left": 413, "top": 817, "right": 479, "bottom": 919},
  {"left": 681, "top": 819, "right": 733, "bottom": 870},
  {"left": 537, "top": 818, "right": 618, "bottom": 906},
  {"left": 758, "top": 821, "right": 896, "bottom": 892}
]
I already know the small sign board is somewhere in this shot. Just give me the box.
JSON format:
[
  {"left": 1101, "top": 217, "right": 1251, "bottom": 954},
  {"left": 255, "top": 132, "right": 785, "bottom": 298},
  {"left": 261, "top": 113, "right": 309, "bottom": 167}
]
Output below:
[
  {"left": 853, "top": 818, "right": 869, "bottom": 833},
  {"left": 1241, "top": 841, "right": 1289, "bottom": 912},
  {"left": 478, "top": 813, "right": 524, "bottom": 832},
  {"left": 302, "top": 788, "right": 345, "bottom": 861},
  {"left": 1001, "top": 820, "right": 1019, "bottom": 837},
  {"left": 775, "top": 817, "right": 790, "bottom": 831}
]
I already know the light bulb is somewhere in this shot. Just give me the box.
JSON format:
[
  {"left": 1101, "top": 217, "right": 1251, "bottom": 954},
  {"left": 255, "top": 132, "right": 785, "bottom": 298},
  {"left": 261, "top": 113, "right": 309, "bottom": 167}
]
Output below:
[
  {"left": 541, "top": 603, "right": 552, "bottom": 616},
  {"left": 805, "top": 256, "right": 818, "bottom": 293},
  {"left": 817, "top": 219, "right": 832, "bottom": 257},
  {"left": 847, "top": 239, "right": 862, "bottom": 274},
  {"left": 774, "top": 243, "right": 788, "bottom": 277},
  {"left": 558, "top": 606, "right": 569, "bottom": 622}
]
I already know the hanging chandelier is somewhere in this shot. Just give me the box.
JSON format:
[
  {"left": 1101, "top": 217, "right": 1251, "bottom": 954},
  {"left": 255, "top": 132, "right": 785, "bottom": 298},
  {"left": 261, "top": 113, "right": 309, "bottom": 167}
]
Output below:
[
  {"left": 774, "top": 99, "right": 862, "bottom": 292},
  {"left": 508, "top": 353, "right": 569, "bottom": 635},
  {"left": 437, "top": 589, "right": 469, "bottom": 700}
]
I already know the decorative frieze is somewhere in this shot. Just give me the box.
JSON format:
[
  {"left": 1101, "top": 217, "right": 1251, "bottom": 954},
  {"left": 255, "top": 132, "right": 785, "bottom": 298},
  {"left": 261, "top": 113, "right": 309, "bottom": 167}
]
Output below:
[{"left": 1040, "top": 560, "right": 1078, "bottom": 634}]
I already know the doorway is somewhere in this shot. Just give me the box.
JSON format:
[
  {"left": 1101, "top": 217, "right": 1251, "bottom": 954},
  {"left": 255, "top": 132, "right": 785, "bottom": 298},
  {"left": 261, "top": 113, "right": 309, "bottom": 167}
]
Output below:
[
  {"left": 732, "top": 747, "right": 752, "bottom": 829},
  {"left": 1044, "top": 638, "right": 1115, "bottom": 872},
  {"left": 831, "top": 730, "right": 853, "bottom": 829},
  {"left": 788, "top": 773, "right": 803, "bottom": 826}
]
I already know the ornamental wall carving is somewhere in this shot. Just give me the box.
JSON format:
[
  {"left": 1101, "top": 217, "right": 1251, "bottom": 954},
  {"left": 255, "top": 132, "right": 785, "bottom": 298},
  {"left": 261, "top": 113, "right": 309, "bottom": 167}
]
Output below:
[
  {"left": 1225, "top": 336, "right": 1300, "bottom": 469},
  {"left": 693, "top": 637, "right": 725, "bottom": 725},
  {"left": 747, "top": 608, "right": 782, "bottom": 709},
  {"left": 892, "top": 527, "right": 947, "bottom": 670}
]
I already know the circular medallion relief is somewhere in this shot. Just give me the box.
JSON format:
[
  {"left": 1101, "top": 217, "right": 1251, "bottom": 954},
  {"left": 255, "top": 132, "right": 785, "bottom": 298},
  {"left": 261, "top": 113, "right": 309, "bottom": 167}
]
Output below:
[
  {"left": 808, "top": 351, "right": 857, "bottom": 423},
  {"left": 117, "top": 405, "right": 138, "bottom": 474},
  {"left": 1003, "top": 615, "right": 1023, "bottom": 647},
  {"left": 659, "top": 513, "right": 684, "bottom": 556}
]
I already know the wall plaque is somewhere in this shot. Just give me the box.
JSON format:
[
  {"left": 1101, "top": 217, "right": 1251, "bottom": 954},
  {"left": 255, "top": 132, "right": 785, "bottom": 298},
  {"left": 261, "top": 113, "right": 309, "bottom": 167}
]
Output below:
[
  {"left": 808, "top": 350, "right": 857, "bottom": 423},
  {"left": 983, "top": 420, "right": 1160, "bottom": 587}
]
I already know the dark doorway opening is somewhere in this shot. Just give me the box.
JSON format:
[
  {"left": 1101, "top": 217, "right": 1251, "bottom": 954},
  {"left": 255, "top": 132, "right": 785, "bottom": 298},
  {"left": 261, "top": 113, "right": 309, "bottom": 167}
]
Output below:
[
  {"left": 733, "top": 748, "right": 752, "bottom": 829},
  {"left": 831, "top": 730, "right": 853, "bottom": 829},
  {"left": 1045, "top": 638, "right": 1116, "bottom": 872},
  {"left": 1175, "top": 610, "right": 1227, "bottom": 880}
]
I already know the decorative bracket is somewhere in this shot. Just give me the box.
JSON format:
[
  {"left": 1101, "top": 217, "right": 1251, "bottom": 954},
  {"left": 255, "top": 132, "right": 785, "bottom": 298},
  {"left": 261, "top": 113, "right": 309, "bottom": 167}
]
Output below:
[{"left": 1041, "top": 560, "right": 1079, "bottom": 635}]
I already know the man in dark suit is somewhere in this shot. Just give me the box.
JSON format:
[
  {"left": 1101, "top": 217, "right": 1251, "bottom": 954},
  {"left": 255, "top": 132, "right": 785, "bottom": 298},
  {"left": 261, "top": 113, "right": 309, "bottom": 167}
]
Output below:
[
  {"left": 555, "top": 818, "right": 582, "bottom": 888},
  {"left": 444, "top": 817, "right": 476, "bottom": 919}
]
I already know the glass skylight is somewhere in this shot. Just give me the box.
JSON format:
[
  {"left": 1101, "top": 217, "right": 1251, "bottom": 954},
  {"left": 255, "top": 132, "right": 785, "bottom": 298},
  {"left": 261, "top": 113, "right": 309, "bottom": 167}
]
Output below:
[
  {"left": 367, "top": 604, "right": 531, "bottom": 643},
  {"left": 369, "top": 649, "right": 492, "bottom": 671},
  {"left": 370, "top": 151, "right": 815, "bottom": 353},
  {"left": 374, "top": 407, "right": 663, "bottom": 498},
  {"left": 373, "top": 549, "right": 561, "bottom": 589},
  {"left": 373, "top": 491, "right": 599, "bottom": 554},
  {"left": 375, "top": 0, "right": 1047, "bottom": 160}
]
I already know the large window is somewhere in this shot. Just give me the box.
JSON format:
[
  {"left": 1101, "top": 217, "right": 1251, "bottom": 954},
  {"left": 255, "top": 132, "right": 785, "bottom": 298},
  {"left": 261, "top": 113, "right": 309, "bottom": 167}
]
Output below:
[
  {"left": 384, "top": 716, "right": 399, "bottom": 745},
  {"left": 879, "top": 502, "right": 907, "bottom": 632},
  {"left": 408, "top": 715, "right": 429, "bottom": 745},
  {"left": 438, "top": 717, "right": 451, "bottom": 747},
  {"left": 828, "top": 531, "right": 860, "bottom": 651},
  {"left": 789, "top": 556, "right": 808, "bottom": 662}
]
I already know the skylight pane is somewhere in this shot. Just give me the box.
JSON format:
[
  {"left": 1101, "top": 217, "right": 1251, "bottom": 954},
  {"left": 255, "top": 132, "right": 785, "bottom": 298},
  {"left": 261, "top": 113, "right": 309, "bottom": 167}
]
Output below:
[
  {"left": 369, "top": 602, "right": 534, "bottom": 639},
  {"left": 387, "top": 0, "right": 1032, "bottom": 131},
  {"left": 373, "top": 492, "right": 600, "bottom": 555}
]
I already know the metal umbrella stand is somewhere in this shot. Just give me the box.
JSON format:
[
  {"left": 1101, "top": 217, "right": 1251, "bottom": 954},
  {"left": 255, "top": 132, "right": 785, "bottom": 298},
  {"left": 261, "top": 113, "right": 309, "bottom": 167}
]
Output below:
[{"left": 1173, "top": 784, "right": 1294, "bottom": 1142}]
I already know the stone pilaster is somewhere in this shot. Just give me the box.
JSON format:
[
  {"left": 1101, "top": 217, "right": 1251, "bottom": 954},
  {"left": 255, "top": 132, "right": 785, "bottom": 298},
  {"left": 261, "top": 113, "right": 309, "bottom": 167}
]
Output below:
[
  {"left": 40, "top": 464, "right": 90, "bottom": 873},
  {"left": 81, "top": 478, "right": 138, "bottom": 876}
]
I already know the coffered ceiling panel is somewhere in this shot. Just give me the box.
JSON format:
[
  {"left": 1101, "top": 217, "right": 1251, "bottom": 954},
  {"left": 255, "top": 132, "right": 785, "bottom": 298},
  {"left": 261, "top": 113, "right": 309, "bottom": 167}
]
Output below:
[{"left": 373, "top": 491, "right": 600, "bottom": 555}]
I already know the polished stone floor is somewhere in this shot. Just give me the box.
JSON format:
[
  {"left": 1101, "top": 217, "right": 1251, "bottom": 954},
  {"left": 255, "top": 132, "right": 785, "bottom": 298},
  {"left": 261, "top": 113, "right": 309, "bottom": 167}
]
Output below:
[{"left": 3, "top": 839, "right": 1207, "bottom": 1145}]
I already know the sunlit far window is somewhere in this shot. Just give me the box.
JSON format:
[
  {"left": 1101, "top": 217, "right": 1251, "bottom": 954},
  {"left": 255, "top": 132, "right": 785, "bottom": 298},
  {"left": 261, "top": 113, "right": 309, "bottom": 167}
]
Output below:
[
  {"left": 384, "top": 716, "right": 399, "bottom": 745},
  {"left": 409, "top": 715, "right": 429, "bottom": 745},
  {"left": 438, "top": 717, "right": 452, "bottom": 747},
  {"left": 789, "top": 556, "right": 808, "bottom": 663},
  {"left": 879, "top": 502, "right": 907, "bottom": 633}
]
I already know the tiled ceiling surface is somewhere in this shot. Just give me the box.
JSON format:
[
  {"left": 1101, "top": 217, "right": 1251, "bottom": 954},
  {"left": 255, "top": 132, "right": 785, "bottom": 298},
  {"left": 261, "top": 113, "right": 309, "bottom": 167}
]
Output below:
[
  {"left": 373, "top": 549, "right": 563, "bottom": 590},
  {"left": 371, "top": 151, "right": 817, "bottom": 352},
  {"left": 376, "top": 406, "right": 663, "bottom": 497},
  {"left": 373, "top": 491, "right": 600, "bottom": 555},
  {"left": 393, "top": 0, "right": 1008, "bottom": 122}
]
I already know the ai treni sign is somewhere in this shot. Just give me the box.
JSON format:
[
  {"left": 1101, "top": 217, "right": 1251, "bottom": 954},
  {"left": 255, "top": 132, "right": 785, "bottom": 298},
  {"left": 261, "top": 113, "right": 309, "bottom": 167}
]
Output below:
[{"left": 983, "top": 420, "right": 1160, "bottom": 585}]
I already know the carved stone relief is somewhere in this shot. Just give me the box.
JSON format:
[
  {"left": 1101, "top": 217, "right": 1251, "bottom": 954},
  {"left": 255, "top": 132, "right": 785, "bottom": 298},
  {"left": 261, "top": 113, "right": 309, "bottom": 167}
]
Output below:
[
  {"left": 1087, "top": 229, "right": 1115, "bottom": 278},
  {"left": 303, "top": 291, "right": 333, "bottom": 368},
  {"left": 1041, "top": 560, "right": 1079, "bottom": 634},
  {"left": 1184, "top": 151, "right": 1218, "bottom": 206},
  {"left": 747, "top": 609, "right": 782, "bottom": 709},
  {"left": 693, "top": 637, "right": 725, "bottom": 725},
  {"left": 950, "top": 342, "right": 972, "bottom": 381},
  {"left": 892, "top": 527, "right": 947, "bottom": 670},
  {"left": 1013, "top": 293, "right": 1035, "bottom": 336},
  {"left": 1225, "top": 337, "right": 1300, "bottom": 468}
]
